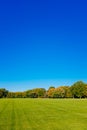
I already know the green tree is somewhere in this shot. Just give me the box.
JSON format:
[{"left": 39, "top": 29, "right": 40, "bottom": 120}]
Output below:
[
  {"left": 29, "top": 92, "right": 38, "bottom": 98},
  {"left": 25, "top": 90, "right": 32, "bottom": 98},
  {"left": 70, "top": 81, "right": 86, "bottom": 98},
  {"left": 53, "top": 87, "right": 65, "bottom": 98},
  {"left": 32, "top": 88, "right": 46, "bottom": 98},
  {"left": 0, "top": 88, "right": 8, "bottom": 98},
  {"left": 62, "top": 86, "right": 72, "bottom": 98}
]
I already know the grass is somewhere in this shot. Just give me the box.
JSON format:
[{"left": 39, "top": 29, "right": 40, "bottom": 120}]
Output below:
[{"left": 0, "top": 99, "right": 87, "bottom": 130}]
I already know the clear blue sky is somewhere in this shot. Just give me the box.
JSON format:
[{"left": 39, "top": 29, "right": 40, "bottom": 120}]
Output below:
[{"left": 0, "top": 0, "right": 87, "bottom": 91}]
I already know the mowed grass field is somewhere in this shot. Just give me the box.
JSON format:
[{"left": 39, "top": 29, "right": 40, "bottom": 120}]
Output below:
[{"left": 0, "top": 99, "right": 87, "bottom": 130}]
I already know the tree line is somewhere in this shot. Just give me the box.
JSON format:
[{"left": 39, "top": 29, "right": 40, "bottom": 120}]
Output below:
[{"left": 0, "top": 81, "right": 87, "bottom": 98}]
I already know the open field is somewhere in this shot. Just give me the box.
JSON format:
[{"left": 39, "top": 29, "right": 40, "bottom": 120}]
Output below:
[{"left": 0, "top": 99, "right": 87, "bottom": 130}]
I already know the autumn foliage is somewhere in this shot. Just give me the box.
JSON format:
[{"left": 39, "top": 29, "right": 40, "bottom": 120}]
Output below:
[{"left": 0, "top": 81, "right": 87, "bottom": 98}]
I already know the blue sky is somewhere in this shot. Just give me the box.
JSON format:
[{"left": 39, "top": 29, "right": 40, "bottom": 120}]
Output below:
[{"left": 0, "top": 0, "right": 87, "bottom": 91}]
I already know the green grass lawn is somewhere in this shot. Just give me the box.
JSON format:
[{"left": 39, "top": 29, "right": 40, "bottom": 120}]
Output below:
[{"left": 0, "top": 99, "right": 87, "bottom": 130}]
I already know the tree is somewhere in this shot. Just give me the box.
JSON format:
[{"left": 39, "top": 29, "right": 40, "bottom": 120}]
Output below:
[
  {"left": 25, "top": 88, "right": 46, "bottom": 98},
  {"left": 32, "top": 88, "right": 46, "bottom": 98},
  {"left": 47, "top": 86, "right": 55, "bottom": 98},
  {"left": 53, "top": 87, "right": 65, "bottom": 98},
  {"left": 29, "top": 92, "right": 38, "bottom": 98},
  {"left": 70, "top": 81, "right": 86, "bottom": 98},
  {"left": 62, "top": 86, "right": 72, "bottom": 98},
  {"left": 7, "top": 92, "right": 15, "bottom": 98},
  {"left": 0, "top": 88, "right": 8, "bottom": 98},
  {"left": 25, "top": 90, "right": 32, "bottom": 98},
  {"left": 82, "top": 85, "right": 87, "bottom": 98},
  {"left": 15, "top": 92, "right": 25, "bottom": 98}
]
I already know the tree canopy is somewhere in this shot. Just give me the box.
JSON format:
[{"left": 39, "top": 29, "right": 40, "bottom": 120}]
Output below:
[{"left": 0, "top": 81, "right": 87, "bottom": 98}]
